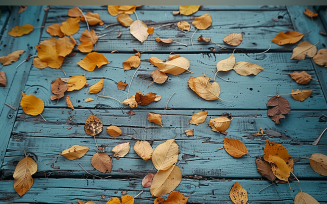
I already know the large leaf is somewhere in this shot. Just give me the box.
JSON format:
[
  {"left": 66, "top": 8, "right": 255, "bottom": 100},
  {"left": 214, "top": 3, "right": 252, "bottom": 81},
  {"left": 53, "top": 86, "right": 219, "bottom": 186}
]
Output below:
[
  {"left": 152, "top": 139, "right": 179, "bottom": 171},
  {"left": 188, "top": 74, "right": 220, "bottom": 101},
  {"left": 13, "top": 156, "right": 37, "bottom": 196}
]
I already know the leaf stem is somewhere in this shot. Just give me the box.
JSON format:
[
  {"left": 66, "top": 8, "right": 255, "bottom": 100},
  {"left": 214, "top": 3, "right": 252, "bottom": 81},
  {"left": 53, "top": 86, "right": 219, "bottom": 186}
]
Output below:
[
  {"left": 97, "top": 94, "right": 122, "bottom": 104},
  {"left": 46, "top": 154, "right": 62, "bottom": 165},
  {"left": 191, "top": 28, "right": 197, "bottom": 47},
  {"left": 312, "top": 127, "right": 327, "bottom": 145},
  {"left": 134, "top": 190, "right": 143, "bottom": 198},
  {"left": 173, "top": 40, "right": 188, "bottom": 47},
  {"left": 165, "top": 92, "right": 176, "bottom": 114},
  {"left": 127, "top": 67, "right": 139, "bottom": 99}
]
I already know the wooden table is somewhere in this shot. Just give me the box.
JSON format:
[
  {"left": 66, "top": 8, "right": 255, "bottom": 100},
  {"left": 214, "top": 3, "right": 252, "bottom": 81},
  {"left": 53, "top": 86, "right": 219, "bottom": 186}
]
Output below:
[{"left": 0, "top": 5, "right": 327, "bottom": 203}]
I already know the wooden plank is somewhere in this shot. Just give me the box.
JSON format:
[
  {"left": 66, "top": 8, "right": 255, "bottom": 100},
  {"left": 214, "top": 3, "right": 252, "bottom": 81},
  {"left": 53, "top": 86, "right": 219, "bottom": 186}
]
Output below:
[
  {"left": 0, "top": 178, "right": 326, "bottom": 203},
  {"left": 42, "top": 9, "right": 294, "bottom": 52},
  {"left": 0, "top": 11, "right": 10, "bottom": 38},
  {"left": 318, "top": 7, "right": 327, "bottom": 31},
  {"left": 24, "top": 53, "right": 326, "bottom": 110},
  {"left": 0, "top": 6, "right": 47, "bottom": 165}
]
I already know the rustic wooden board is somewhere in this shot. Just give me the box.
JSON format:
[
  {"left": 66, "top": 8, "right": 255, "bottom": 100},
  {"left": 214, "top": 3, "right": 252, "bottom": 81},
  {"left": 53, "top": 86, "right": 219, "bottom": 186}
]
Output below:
[
  {"left": 24, "top": 53, "right": 326, "bottom": 110},
  {"left": 0, "top": 11, "right": 10, "bottom": 37},
  {"left": 0, "top": 178, "right": 326, "bottom": 203},
  {"left": 319, "top": 8, "right": 327, "bottom": 31},
  {"left": 41, "top": 9, "right": 294, "bottom": 52}
]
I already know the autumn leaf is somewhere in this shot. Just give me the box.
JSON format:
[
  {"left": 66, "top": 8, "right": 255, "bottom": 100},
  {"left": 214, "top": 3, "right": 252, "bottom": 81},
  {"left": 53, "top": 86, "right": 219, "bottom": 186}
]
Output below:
[
  {"left": 263, "top": 140, "right": 294, "bottom": 171},
  {"left": 267, "top": 95, "right": 291, "bottom": 124},
  {"left": 291, "top": 89, "right": 312, "bottom": 101},
  {"left": 0, "top": 71, "right": 6, "bottom": 87},
  {"left": 117, "top": 81, "right": 128, "bottom": 90},
  {"left": 152, "top": 57, "right": 190, "bottom": 75},
  {"left": 189, "top": 111, "right": 208, "bottom": 125},
  {"left": 112, "top": 142, "right": 130, "bottom": 157},
  {"left": 184, "top": 129, "right": 194, "bottom": 137},
  {"left": 20, "top": 93, "right": 44, "bottom": 116},
  {"left": 78, "top": 40, "right": 93, "bottom": 53},
  {"left": 168, "top": 54, "right": 180, "bottom": 61},
  {"left": 8, "top": 24, "right": 34, "bottom": 37},
  {"left": 271, "top": 31, "right": 304, "bottom": 45},
  {"left": 223, "top": 33, "right": 243, "bottom": 46},
  {"left": 192, "top": 14, "right": 212, "bottom": 30},
  {"left": 294, "top": 192, "right": 320, "bottom": 204},
  {"left": 150, "top": 165, "right": 182, "bottom": 197},
  {"left": 89, "top": 78, "right": 103, "bottom": 93},
  {"left": 106, "top": 197, "right": 121, "bottom": 204},
  {"left": 224, "top": 137, "right": 248, "bottom": 158},
  {"left": 117, "top": 14, "right": 134, "bottom": 27},
  {"left": 134, "top": 141, "right": 153, "bottom": 161},
  {"left": 81, "top": 12, "right": 104, "bottom": 26},
  {"left": 0, "top": 50, "right": 25, "bottom": 67},
  {"left": 216, "top": 53, "right": 235, "bottom": 72},
  {"left": 84, "top": 115, "right": 103, "bottom": 136},
  {"left": 18, "top": 6, "right": 27, "bottom": 14},
  {"left": 40, "top": 38, "right": 57, "bottom": 46},
  {"left": 135, "top": 91, "right": 156, "bottom": 106},
  {"left": 46, "top": 24, "right": 64, "bottom": 37},
  {"left": 173, "top": 11, "right": 180, "bottom": 15},
  {"left": 62, "top": 145, "right": 90, "bottom": 160},
  {"left": 188, "top": 74, "right": 220, "bottom": 101},
  {"left": 68, "top": 7, "right": 82, "bottom": 17},
  {"left": 198, "top": 35, "right": 211, "bottom": 42},
  {"left": 107, "top": 5, "right": 137, "bottom": 16},
  {"left": 121, "top": 195, "right": 134, "bottom": 204},
  {"left": 36, "top": 44, "right": 64, "bottom": 69},
  {"left": 313, "top": 49, "right": 327, "bottom": 67},
  {"left": 289, "top": 71, "right": 312, "bottom": 84},
  {"left": 177, "top": 21, "right": 191, "bottom": 31},
  {"left": 60, "top": 17, "right": 80, "bottom": 36},
  {"left": 67, "top": 75, "right": 86, "bottom": 92},
  {"left": 303, "top": 8, "right": 318, "bottom": 18},
  {"left": 122, "top": 95, "right": 138, "bottom": 108},
  {"left": 147, "top": 112, "right": 162, "bottom": 125},
  {"left": 79, "top": 29, "right": 99, "bottom": 44},
  {"left": 123, "top": 56, "right": 141, "bottom": 70},
  {"left": 107, "top": 126, "right": 122, "bottom": 137},
  {"left": 233, "top": 62, "right": 264, "bottom": 76},
  {"left": 77, "top": 52, "right": 109, "bottom": 71},
  {"left": 149, "top": 56, "right": 163, "bottom": 66},
  {"left": 151, "top": 70, "right": 168, "bottom": 84},
  {"left": 13, "top": 156, "right": 37, "bottom": 196},
  {"left": 179, "top": 5, "right": 200, "bottom": 15},
  {"left": 64, "top": 95, "right": 73, "bottom": 109},
  {"left": 130, "top": 20, "right": 149, "bottom": 43},
  {"left": 156, "top": 37, "right": 173, "bottom": 44},
  {"left": 229, "top": 182, "right": 248, "bottom": 204},
  {"left": 155, "top": 95, "right": 161, "bottom": 102},
  {"left": 33, "top": 58, "right": 48, "bottom": 69},
  {"left": 142, "top": 173, "right": 155, "bottom": 187},
  {"left": 56, "top": 36, "right": 75, "bottom": 57},
  {"left": 91, "top": 152, "right": 112, "bottom": 173},
  {"left": 147, "top": 27, "right": 154, "bottom": 35},
  {"left": 85, "top": 98, "right": 94, "bottom": 102},
  {"left": 291, "top": 42, "right": 317, "bottom": 60},
  {"left": 309, "top": 153, "right": 327, "bottom": 176},
  {"left": 256, "top": 156, "right": 276, "bottom": 182},
  {"left": 152, "top": 139, "right": 178, "bottom": 171},
  {"left": 269, "top": 155, "right": 292, "bottom": 181},
  {"left": 155, "top": 191, "right": 189, "bottom": 204},
  {"left": 209, "top": 116, "right": 231, "bottom": 133},
  {"left": 50, "top": 78, "right": 67, "bottom": 100}
]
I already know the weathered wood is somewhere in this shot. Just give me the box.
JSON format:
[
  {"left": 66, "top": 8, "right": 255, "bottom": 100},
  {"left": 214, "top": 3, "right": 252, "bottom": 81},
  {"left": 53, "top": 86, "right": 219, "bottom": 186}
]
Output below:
[
  {"left": 42, "top": 9, "right": 294, "bottom": 52},
  {"left": 24, "top": 53, "right": 326, "bottom": 110},
  {"left": 319, "top": 8, "right": 327, "bottom": 31},
  {"left": 0, "top": 11, "right": 10, "bottom": 38},
  {"left": 0, "top": 178, "right": 326, "bottom": 203},
  {"left": 0, "top": 6, "right": 47, "bottom": 165}
]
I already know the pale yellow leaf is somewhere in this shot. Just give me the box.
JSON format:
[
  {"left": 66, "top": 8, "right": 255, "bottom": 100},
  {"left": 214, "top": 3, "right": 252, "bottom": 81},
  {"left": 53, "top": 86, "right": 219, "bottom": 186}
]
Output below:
[
  {"left": 192, "top": 14, "right": 212, "bottom": 30},
  {"left": 179, "top": 5, "right": 200, "bottom": 15},
  {"left": 189, "top": 111, "right": 208, "bottom": 125},
  {"left": 147, "top": 112, "right": 162, "bottom": 125},
  {"left": 177, "top": 21, "right": 191, "bottom": 31},
  {"left": 134, "top": 141, "right": 153, "bottom": 161},
  {"left": 122, "top": 95, "right": 138, "bottom": 108},
  {"left": 151, "top": 70, "right": 168, "bottom": 84},
  {"left": 188, "top": 74, "right": 220, "bottom": 100},
  {"left": 112, "top": 142, "right": 130, "bottom": 157},
  {"left": 216, "top": 53, "right": 235, "bottom": 72},
  {"left": 123, "top": 56, "right": 140, "bottom": 70},
  {"left": 154, "top": 57, "right": 190, "bottom": 75},
  {"left": 233, "top": 61, "right": 264, "bottom": 76},
  {"left": 313, "top": 49, "right": 327, "bottom": 67},
  {"left": 85, "top": 98, "right": 94, "bottom": 102},
  {"left": 209, "top": 116, "right": 231, "bottom": 133},
  {"left": 309, "top": 153, "right": 327, "bottom": 176},
  {"left": 130, "top": 20, "right": 149, "bottom": 43},
  {"left": 152, "top": 139, "right": 179, "bottom": 171}
]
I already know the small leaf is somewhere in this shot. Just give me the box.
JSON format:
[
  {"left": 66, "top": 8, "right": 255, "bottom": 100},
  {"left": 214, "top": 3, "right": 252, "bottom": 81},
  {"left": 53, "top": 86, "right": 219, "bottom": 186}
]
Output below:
[
  {"left": 255, "top": 156, "right": 276, "bottom": 182},
  {"left": 269, "top": 155, "right": 292, "bottom": 181},
  {"left": 0, "top": 50, "right": 25, "bottom": 66},
  {"left": 198, "top": 35, "right": 211, "bottom": 42},
  {"left": 294, "top": 192, "right": 320, "bottom": 204},
  {"left": 112, "top": 142, "right": 130, "bottom": 157},
  {"left": 130, "top": 20, "right": 149, "bottom": 43},
  {"left": 309, "top": 153, "right": 327, "bottom": 176},
  {"left": 303, "top": 8, "right": 318, "bottom": 18},
  {"left": 152, "top": 139, "right": 179, "bottom": 171},
  {"left": 62, "top": 145, "right": 90, "bottom": 160},
  {"left": 107, "top": 126, "right": 122, "bottom": 137},
  {"left": 85, "top": 115, "right": 103, "bottom": 136},
  {"left": 89, "top": 78, "right": 103, "bottom": 93},
  {"left": 224, "top": 137, "right": 248, "bottom": 158},
  {"left": 151, "top": 70, "right": 168, "bottom": 84},
  {"left": 77, "top": 52, "right": 109, "bottom": 71},
  {"left": 156, "top": 37, "right": 173, "bottom": 44},
  {"left": 155, "top": 191, "right": 189, "bottom": 204},
  {"left": 117, "top": 81, "right": 128, "bottom": 90},
  {"left": 289, "top": 71, "right": 312, "bottom": 84},
  {"left": 134, "top": 141, "right": 153, "bottom": 161},
  {"left": 267, "top": 95, "right": 291, "bottom": 124},
  {"left": 177, "top": 21, "right": 191, "bottom": 31},
  {"left": 209, "top": 116, "right": 231, "bottom": 133},
  {"left": 20, "top": 93, "right": 44, "bottom": 116},
  {"left": 50, "top": 78, "right": 67, "bottom": 100},
  {"left": 192, "top": 13, "right": 212, "bottom": 30},
  {"left": 121, "top": 195, "right": 134, "bottom": 204},
  {"left": 122, "top": 56, "right": 140, "bottom": 70},
  {"left": 67, "top": 75, "right": 87, "bottom": 91},
  {"left": 291, "top": 42, "right": 317, "bottom": 60},
  {"left": 179, "top": 5, "right": 200, "bottom": 15},
  {"left": 117, "top": 14, "right": 134, "bottom": 27},
  {"left": 233, "top": 61, "right": 264, "bottom": 76},
  {"left": 142, "top": 173, "right": 155, "bottom": 187},
  {"left": 229, "top": 182, "right": 248, "bottom": 204},
  {"left": 271, "top": 31, "right": 304, "bottom": 45},
  {"left": 68, "top": 7, "right": 82, "bottom": 17},
  {"left": 216, "top": 53, "right": 235, "bottom": 72},
  {"left": 66, "top": 95, "right": 74, "bottom": 109},
  {"left": 135, "top": 91, "right": 156, "bottom": 106},
  {"left": 60, "top": 17, "right": 80, "bottom": 36},
  {"left": 189, "top": 111, "right": 208, "bottom": 125},
  {"left": 106, "top": 197, "right": 121, "bottom": 204},
  {"left": 152, "top": 57, "right": 190, "bottom": 75},
  {"left": 0, "top": 71, "right": 7, "bottom": 87},
  {"left": 291, "top": 89, "right": 312, "bottom": 101},
  {"left": 79, "top": 29, "right": 99, "bottom": 44},
  {"left": 188, "top": 74, "right": 220, "bottom": 101},
  {"left": 313, "top": 49, "right": 327, "bottom": 67},
  {"left": 168, "top": 54, "right": 180, "bottom": 61},
  {"left": 46, "top": 24, "right": 64, "bottom": 37},
  {"left": 91, "top": 152, "right": 112, "bottom": 173},
  {"left": 122, "top": 95, "right": 138, "bottom": 108},
  {"left": 223, "top": 33, "right": 243, "bottom": 46},
  {"left": 81, "top": 12, "right": 104, "bottom": 26},
  {"left": 147, "top": 27, "right": 154, "bottom": 35},
  {"left": 184, "top": 129, "right": 194, "bottom": 137},
  {"left": 8, "top": 24, "right": 34, "bottom": 37},
  {"left": 147, "top": 112, "right": 162, "bottom": 126}
]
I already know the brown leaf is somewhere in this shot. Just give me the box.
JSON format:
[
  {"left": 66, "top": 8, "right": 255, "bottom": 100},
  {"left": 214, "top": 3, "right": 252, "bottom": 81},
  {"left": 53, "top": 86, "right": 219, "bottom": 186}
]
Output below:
[
  {"left": 66, "top": 95, "right": 74, "bottom": 110},
  {"left": 198, "top": 35, "right": 211, "bottom": 42},
  {"left": 151, "top": 70, "right": 168, "bottom": 84},
  {"left": 13, "top": 156, "right": 37, "bottom": 196},
  {"left": 134, "top": 141, "right": 154, "bottom": 161},
  {"left": 112, "top": 142, "right": 130, "bottom": 157},
  {"left": 192, "top": 13, "right": 212, "bottom": 30},
  {"left": 0, "top": 71, "right": 7, "bottom": 87},
  {"left": 216, "top": 53, "right": 235, "bottom": 72},
  {"left": 224, "top": 137, "right": 248, "bottom": 158},
  {"left": 62, "top": 145, "right": 90, "bottom": 160},
  {"left": 185, "top": 129, "right": 194, "bottom": 137},
  {"left": 294, "top": 192, "right": 320, "bottom": 204},
  {"left": 135, "top": 91, "right": 156, "bottom": 106},
  {"left": 188, "top": 74, "right": 220, "bottom": 101},
  {"left": 117, "top": 32, "right": 122, "bottom": 38},
  {"left": 50, "top": 78, "right": 67, "bottom": 100},
  {"left": 123, "top": 56, "right": 141, "bottom": 70},
  {"left": 303, "top": 8, "right": 318, "bottom": 18},
  {"left": 122, "top": 95, "right": 138, "bottom": 108},
  {"left": 291, "top": 89, "right": 312, "bottom": 101},
  {"left": 309, "top": 153, "right": 327, "bottom": 176},
  {"left": 156, "top": 37, "right": 173, "bottom": 44},
  {"left": 291, "top": 42, "right": 317, "bottom": 60},
  {"left": 126, "top": 110, "right": 135, "bottom": 116},
  {"left": 151, "top": 57, "right": 190, "bottom": 75},
  {"left": 142, "top": 173, "right": 155, "bottom": 187},
  {"left": 147, "top": 112, "right": 162, "bottom": 126},
  {"left": 313, "top": 49, "right": 327, "bottom": 67},
  {"left": 147, "top": 27, "right": 154, "bottom": 35},
  {"left": 255, "top": 156, "right": 276, "bottom": 182},
  {"left": 106, "top": 126, "right": 122, "bottom": 137},
  {"left": 223, "top": 33, "right": 243, "bottom": 46},
  {"left": 289, "top": 71, "right": 312, "bottom": 84},
  {"left": 0, "top": 50, "right": 25, "bottom": 66},
  {"left": 91, "top": 152, "right": 112, "bottom": 173},
  {"left": 18, "top": 6, "right": 27, "bottom": 14},
  {"left": 84, "top": 115, "right": 103, "bottom": 136},
  {"left": 271, "top": 31, "right": 304, "bottom": 45},
  {"left": 263, "top": 140, "right": 294, "bottom": 171},
  {"left": 267, "top": 95, "right": 291, "bottom": 124},
  {"left": 189, "top": 111, "right": 208, "bottom": 125},
  {"left": 229, "top": 182, "right": 248, "bottom": 204},
  {"left": 209, "top": 116, "right": 231, "bottom": 133},
  {"left": 177, "top": 21, "right": 191, "bottom": 31},
  {"left": 117, "top": 81, "right": 128, "bottom": 90},
  {"left": 117, "top": 14, "right": 134, "bottom": 27}
]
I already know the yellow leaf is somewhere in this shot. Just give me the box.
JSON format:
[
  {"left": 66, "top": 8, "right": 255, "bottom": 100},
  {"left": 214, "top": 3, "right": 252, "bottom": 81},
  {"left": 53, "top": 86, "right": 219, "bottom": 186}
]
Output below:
[
  {"left": 60, "top": 17, "right": 80, "bottom": 36},
  {"left": 313, "top": 49, "right": 327, "bottom": 67},
  {"left": 224, "top": 137, "right": 248, "bottom": 158},
  {"left": 177, "top": 21, "right": 191, "bottom": 31},
  {"left": 46, "top": 24, "right": 64, "bottom": 37},
  {"left": 291, "top": 89, "right": 312, "bottom": 101},
  {"left": 179, "top": 5, "right": 200, "bottom": 15},
  {"left": 229, "top": 182, "right": 248, "bottom": 204},
  {"left": 79, "top": 29, "right": 99, "bottom": 44},
  {"left": 294, "top": 192, "right": 320, "bottom": 204},
  {"left": 309, "top": 153, "right": 327, "bottom": 176},
  {"left": 303, "top": 8, "right": 318, "bottom": 18},
  {"left": 56, "top": 36, "right": 75, "bottom": 57},
  {"left": 123, "top": 56, "right": 141, "bottom": 70},
  {"left": 223, "top": 33, "right": 243, "bottom": 46},
  {"left": 117, "top": 14, "right": 134, "bottom": 27},
  {"left": 67, "top": 75, "right": 87, "bottom": 91},
  {"left": 209, "top": 116, "right": 231, "bottom": 133},
  {"left": 40, "top": 38, "right": 58, "bottom": 46},
  {"left": 134, "top": 141, "right": 153, "bottom": 161},
  {"left": 233, "top": 61, "right": 264, "bottom": 76},
  {"left": 121, "top": 195, "right": 134, "bottom": 204},
  {"left": 152, "top": 139, "right": 179, "bottom": 171},
  {"left": 36, "top": 44, "right": 64, "bottom": 69},
  {"left": 263, "top": 140, "right": 294, "bottom": 171},
  {"left": 106, "top": 197, "right": 121, "bottom": 204},
  {"left": 291, "top": 42, "right": 317, "bottom": 60},
  {"left": 0, "top": 50, "right": 25, "bottom": 66},
  {"left": 107, "top": 126, "right": 122, "bottom": 137},
  {"left": 147, "top": 112, "right": 162, "bottom": 126},
  {"left": 91, "top": 152, "right": 112, "bottom": 173},
  {"left": 107, "top": 6, "right": 120, "bottom": 16},
  {"left": 89, "top": 78, "right": 103, "bottom": 93},
  {"left": 188, "top": 74, "right": 220, "bottom": 101},
  {"left": 78, "top": 40, "right": 93, "bottom": 53},
  {"left": 112, "top": 142, "right": 130, "bottom": 157},
  {"left": 192, "top": 14, "right": 212, "bottom": 30},
  {"left": 151, "top": 70, "right": 168, "bottom": 84},
  {"left": 33, "top": 58, "right": 48, "bottom": 69},
  {"left": 13, "top": 156, "right": 37, "bottom": 196},
  {"left": 122, "top": 95, "right": 138, "bottom": 108},
  {"left": 216, "top": 53, "right": 235, "bottom": 72},
  {"left": 8, "top": 24, "right": 34, "bottom": 37},
  {"left": 271, "top": 31, "right": 304, "bottom": 45},
  {"left": 269, "top": 155, "right": 292, "bottom": 181},
  {"left": 152, "top": 57, "right": 190, "bottom": 75},
  {"left": 189, "top": 111, "right": 208, "bottom": 125},
  {"left": 20, "top": 93, "right": 44, "bottom": 116},
  {"left": 85, "top": 98, "right": 94, "bottom": 102},
  {"left": 62, "top": 145, "right": 90, "bottom": 160},
  {"left": 149, "top": 56, "right": 163, "bottom": 66},
  {"left": 68, "top": 7, "right": 82, "bottom": 17},
  {"left": 130, "top": 20, "right": 149, "bottom": 43},
  {"left": 150, "top": 165, "right": 182, "bottom": 197},
  {"left": 77, "top": 52, "right": 109, "bottom": 71},
  {"left": 117, "top": 81, "right": 128, "bottom": 90},
  {"left": 81, "top": 12, "right": 104, "bottom": 26},
  {"left": 85, "top": 115, "right": 103, "bottom": 136},
  {"left": 118, "top": 5, "right": 137, "bottom": 14}
]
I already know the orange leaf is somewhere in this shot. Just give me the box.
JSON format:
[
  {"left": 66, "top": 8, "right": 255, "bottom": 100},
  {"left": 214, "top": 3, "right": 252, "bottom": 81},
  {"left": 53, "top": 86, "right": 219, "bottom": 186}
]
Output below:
[
  {"left": 229, "top": 182, "right": 248, "bottom": 204},
  {"left": 303, "top": 8, "right": 318, "bottom": 18},
  {"left": 79, "top": 29, "right": 99, "bottom": 44},
  {"left": 147, "top": 27, "right": 154, "bottom": 35},
  {"left": 263, "top": 140, "right": 294, "bottom": 171},
  {"left": 81, "top": 12, "right": 104, "bottom": 26},
  {"left": 224, "top": 137, "right": 248, "bottom": 158},
  {"left": 8, "top": 24, "right": 34, "bottom": 37},
  {"left": 68, "top": 6, "right": 82, "bottom": 17},
  {"left": 269, "top": 155, "right": 292, "bottom": 181},
  {"left": 107, "top": 6, "right": 120, "bottom": 16},
  {"left": 36, "top": 45, "right": 64, "bottom": 69},
  {"left": 40, "top": 38, "right": 57, "bottom": 46},
  {"left": 107, "top": 126, "right": 122, "bottom": 137},
  {"left": 122, "top": 56, "right": 140, "bottom": 70},
  {"left": 135, "top": 91, "right": 156, "bottom": 106},
  {"left": 56, "top": 36, "right": 75, "bottom": 57},
  {"left": 89, "top": 78, "right": 103, "bottom": 93},
  {"left": 154, "top": 191, "right": 189, "bottom": 204},
  {"left": 117, "top": 81, "right": 128, "bottom": 90},
  {"left": 33, "top": 58, "right": 47, "bottom": 69},
  {"left": 20, "top": 93, "right": 44, "bottom": 116},
  {"left": 271, "top": 31, "right": 304, "bottom": 45},
  {"left": 66, "top": 95, "right": 74, "bottom": 110},
  {"left": 77, "top": 52, "right": 109, "bottom": 71},
  {"left": 60, "top": 17, "right": 80, "bottom": 36},
  {"left": 78, "top": 40, "right": 93, "bottom": 53},
  {"left": 289, "top": 71, "right": 312, "bottom": 84},
  {"left": 46, "top": 24, "right": 64, "bottom": 37},
  {"left": 117, "top": 14, "right": 134, "bottom": 27},
  {"left": 85, "top": 115, "right": 103, "bottom": 136},
  {"left": 147, "top": 112, "right": 162, "bottom": 125},
  {"left": 291, "top": 89, "right": 312, "bottom": 101}
]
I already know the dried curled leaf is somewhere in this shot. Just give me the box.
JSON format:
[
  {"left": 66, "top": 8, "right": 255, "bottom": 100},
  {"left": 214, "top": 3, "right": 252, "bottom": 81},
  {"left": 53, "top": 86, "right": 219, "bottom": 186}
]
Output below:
[
  {"left": 112, "top": 142, "right": 130, "bottom": 157},
  {"left": 313, "top": 49, "right": 327, "bottom": 67},
  {"left": 130, "top": 20, "right": 149, "bottom": 43},
  {"left": 62, "top": 145, "right": 90, "bottom": 160},
  {"left": 117, "top": 14, "right": 134, "bottom": 27},
  {"left": 303, "top": 8, "right": 318, "bottom": 18},
  {"left": 291, "top": 89, "right": 312, "bottom": 101},
  {"left": 168, "top": 54, "right": 180, "bottom": 61},
  {"left": 147, "top": 27, "right": 154, "bottom": 35},
  {"left": 188, "top": 74, "right": 220, "bottom": 101},
  {"left": 267, "top": 95, "right": 291, "bottom": 124},
  {"left": 46, "top": 24, "right": 64, "bottom": 37},
  {"left": 60, "top": 17, "right": 80, "bottom": 36},
  {"left": 8, "top": 24, "right": 34, "bottom": 37},
  {"left": 291, "top": 42, "right": 317, "bottom": 60},
  {"left": 152, "top": 139, "right": 178, "bottom": 171},
  {"left": 271, "top": 31, "right": 304, "bottom": 45},
  {"left": 147, "top": 112, "right": 162, "bottom": 126},
  {"left": 256, "top": 156, "right": 276, "bottom": 182},
  {"left": 142, "top": 173, "right": 155, "bottom": 187},
  {"left": 0, "top": 71, "right": 6, "bottom": 87},
  {"left": 78, "top": 40, "right": 93, "bottom": 53},
  {"left": 152, "top": 57, "right": 190, "bottom": 75},
  {"left": 85, "top": 98, "right": 94, "bottom": 102},
  {"left": 123, "top": 56, "right": 140, "bottom": 70},
  {"left": 68, "top": 7, "right": 82, "bottom": 17},
  {"left": 79, "top": 29, "right": 99, "bottom": 44},
  {"left": 56, "top": 36, "right": 75, "bottom": 57},
  {"left": 151, "top": 70, "right": 168, "bottom": 84},
  {"left": 189, "top": 111, "right": 208, "bottom": 125},
  {"left": 223, "top": 33, "right": 243, "bottom": 46},
  {"left": 84, "top": 115, "right": 103, "bottom": 136},
  {"left": 107, "top": 126, "right": 122, "bottom": 137},
  {"left": 20, "top": 93, "right": 44, "bottom": 116},
  {"left": 209, "top": 116, "right": 231, "bottom": 133},
  {"left": 135, "top": 91, "right": 156, "bottom": 106},
  {"left": 177, "top": 21, "right": 191, "bottom": 31},
  {"left": 294, "top": 192, "right": 320, "bottom": 204},
  {"left": 185, "top": 129, "right": 194, "bottom": 137},
  {"left": 233, "top": 61, "right": 264, "bottom": 76},
  {"left": 0, "top": 50, "right": 25, "bottom": 66},
  {"left": 264, "top": 140, "right": 294, "bottom": 171},
  {"left": 81, "top": 12, "right": 104, "bottom": 26},
  {"left": 216, "top": 53, "right": 235, "bottom": 72},
  {"left": 179, "top": 5, "right": 200, "bottom": 15},
  {"left": 107, "top": 5, "right": 137, "bottom": 16},
  {"left": 117, "top": 81, "right": 128, "bottom": 90},
  {"left": 36, "top": 44, "right": 64, "bottom": 69},
  {"left": 309, "top": 153, "right": 327, "bottom": 176},
  {"left": 66, "top": 95, "right": 74, "bottom": 109},
  {"left": 289, "top": 71, "right": 312, "bottom": 84},
  {"left": 67, "top": 75, "right": 87, "bottom": 91},
  {"left": 50, "top": 78, "right": 67, "bottom": 100},
  {"left": 192, "top": 13, "right": 212, "bottom": 30},
  {"left": 269, "top": 155, "right": 291, "bottom": 181},
  {"left": 13, "top": 156, "right": 37, "bottom": 196},
  {"left": 77, "top": 52, "right": 109, "bottom": 71},
  {"left": 150, "top": 165, "right": 182, "bottom": 197},
  {"left": 134, "top": 141, "right": 153, "bottom": 161},
  {"left": 155, "top": 191, "right": 189, "bottom": 204},
  {"left": 224, "top": 137, "right": 248, "bottom": 158},
  {"left": 89, "top": 78, "right": 103, "bottom": 93},
  {"left": 198, "top": 35, "right": 211, "bottom": 42},
  {"left": 122, "top": 95, "right": 138, "bottom": 108},
  {"left": 229, "top": 182, "right": 248, "bottom": 204},
  {"left": 33, "top": 58, "right": 48, "bottom": 69},
  {"left": 156, "top": 37, "right": 173, "bottom": 44},
  {"left": 91, "top": 152, "right": 112, "bottom": 173}
]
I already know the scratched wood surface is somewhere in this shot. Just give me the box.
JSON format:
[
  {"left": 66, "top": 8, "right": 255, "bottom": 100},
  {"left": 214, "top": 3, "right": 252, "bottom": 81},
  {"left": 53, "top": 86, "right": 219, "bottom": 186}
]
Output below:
[{"left": 0, "top": 5, "right": 327, "bottom": 204}]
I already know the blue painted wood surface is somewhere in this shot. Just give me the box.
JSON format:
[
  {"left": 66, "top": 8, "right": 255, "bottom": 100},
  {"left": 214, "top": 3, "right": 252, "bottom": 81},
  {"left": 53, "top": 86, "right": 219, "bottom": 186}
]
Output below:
[{"left": 0, "top": 11, "right": 10, "bottom": 38}]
